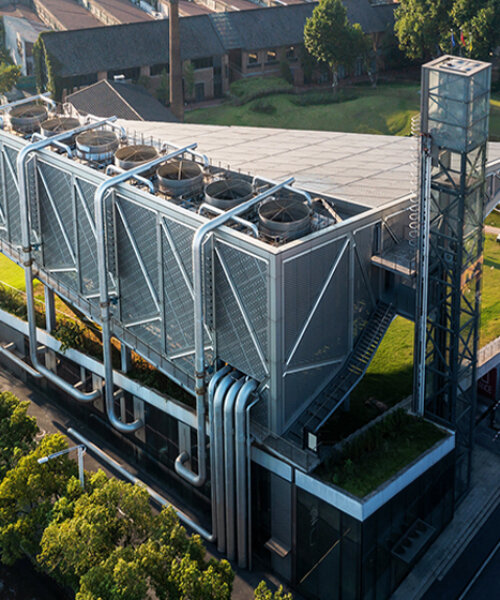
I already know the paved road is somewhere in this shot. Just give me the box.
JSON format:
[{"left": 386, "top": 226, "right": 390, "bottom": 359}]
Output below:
[{"left": 423, "top": 502, "right": 500, "bottom": 600}]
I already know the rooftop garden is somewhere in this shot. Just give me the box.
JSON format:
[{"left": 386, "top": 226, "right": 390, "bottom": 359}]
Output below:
[{"left": 316, "top": 409, "right": 447, "bottom": 498}]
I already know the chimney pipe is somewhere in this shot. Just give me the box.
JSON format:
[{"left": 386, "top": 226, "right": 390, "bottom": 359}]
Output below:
[{"left": 169, "top": 0, "right": 184, "bottom": 121}]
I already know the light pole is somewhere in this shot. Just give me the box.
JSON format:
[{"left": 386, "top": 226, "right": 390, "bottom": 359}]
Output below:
[{"left": 37, "top": 444, "right": 86, "bottom": 489}]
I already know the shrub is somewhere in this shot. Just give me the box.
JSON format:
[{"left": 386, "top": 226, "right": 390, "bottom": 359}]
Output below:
[
  {"left": 291, "top": 90, "right": 358, "bottom": 106},
  {"left": 250, "top": 99, "right": 276, "bottom": 115}
]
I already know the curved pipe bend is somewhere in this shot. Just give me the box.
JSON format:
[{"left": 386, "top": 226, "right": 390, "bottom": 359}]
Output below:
[
  {"left": 95, "top": 142, "right": 197, "bottom": 434},
  {"left": 174, "top": 178, "right": 294, "bottom": 487},
  {"left": 17, "top": 118, "right": 116, "bottom": 403}
]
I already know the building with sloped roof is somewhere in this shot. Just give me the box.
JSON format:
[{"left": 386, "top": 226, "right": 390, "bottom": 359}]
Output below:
[
  {"left": 34, "top": 1, "right": 395, "bottom": 101},
  {"left": 65, "top": 79, "right": 179, "bottom": 122}
]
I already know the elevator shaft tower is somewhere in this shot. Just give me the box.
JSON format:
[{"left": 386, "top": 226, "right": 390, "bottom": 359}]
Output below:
[{"left": 414, "top": 56, "right": 491, "bottom": 499}]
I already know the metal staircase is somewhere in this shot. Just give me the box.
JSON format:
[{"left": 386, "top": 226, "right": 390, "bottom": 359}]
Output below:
[{"left": 287, "top": 301, "right": 396, "bottom": 446}]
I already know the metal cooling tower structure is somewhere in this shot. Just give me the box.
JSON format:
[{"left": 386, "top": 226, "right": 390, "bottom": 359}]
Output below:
[{"left": 0, "top": 57, "right": 497, "bottom": 592}]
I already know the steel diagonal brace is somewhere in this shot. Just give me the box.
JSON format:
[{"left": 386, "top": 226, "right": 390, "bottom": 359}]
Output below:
[
  {"left": 14, "top": 117, "right": 117, "bottom": 401},
  {"left": 94, "top": 142, "right": 198, "bottom": 434},
  {"left": 174, "top": 176, "right": 294, "bottom": 488}
]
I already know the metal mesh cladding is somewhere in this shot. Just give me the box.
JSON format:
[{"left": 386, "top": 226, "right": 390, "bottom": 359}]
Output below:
[
  {"left": 37, "top": 162, "right": 76, "bottom": 271},
  {"left": 74, "top": 178, "right": 99, "bottom": 297},
  {"left": 115, "top": 196, "right": 160, "bottom": 326},
  {"left": 161, "top": 218, "right": 196, "bottom": 365},
  {"left": 3, "top": 145, "right": 22, "bottom": 245},
  {"left": 214, "top": 241, "right": 269, "bottom": 381}
]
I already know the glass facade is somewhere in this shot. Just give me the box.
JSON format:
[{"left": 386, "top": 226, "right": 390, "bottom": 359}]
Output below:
[{"left": 252, "top": 452, "right": 455, "bottom": 600}]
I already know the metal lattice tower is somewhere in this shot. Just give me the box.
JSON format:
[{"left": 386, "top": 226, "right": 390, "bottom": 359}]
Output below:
[{"left": 414, "top": 56, "right": 491, "bottom": 499}]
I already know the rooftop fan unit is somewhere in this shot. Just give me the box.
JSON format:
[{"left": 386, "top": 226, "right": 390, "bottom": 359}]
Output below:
[
  {"left": 8, "top": 104, "right": 48, "bottom": 134},
  {"left": 204, "top": 178, "right": 254, "bottom": 210},
  {"left": 75, "top": 130, "right": 119, "bottom": 163},
  {"left": 114, "top": 144, "right": 159, "bottom": 173},
  {"left": 258, "top": 196, "right": 311, "bottom": 243},
  {"left": 156, "top": 159, "right": 203, "bottom": 197},
  {"left": 41, "top": 116, "right": 80, "bottom": 144}
]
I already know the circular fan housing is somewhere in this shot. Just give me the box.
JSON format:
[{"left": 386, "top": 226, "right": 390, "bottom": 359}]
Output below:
[
  {"left": 204, "top": 178, "right": 254, "bottom": 210},
  {"left": 75, "top": 130, "right": 119, "bottom": 162},
  {"left": 258, "top": 196, "right": 311, "bottom": 243},
  {"left": 9, "top": 104, "right": 48, "bottom": 134},
  {"left": 156, "top": 159, "right": 203, "bottom": 197},
  {"left": 114, "top": 144, "right": 159, "bottom": 171},
  {"left": 41, "top": 117, "right": 80, "bottom": 144}
]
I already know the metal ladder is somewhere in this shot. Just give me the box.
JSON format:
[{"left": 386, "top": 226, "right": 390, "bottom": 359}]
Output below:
[{"left": 287, "top": 301, "right": 396, "bottom": 446}]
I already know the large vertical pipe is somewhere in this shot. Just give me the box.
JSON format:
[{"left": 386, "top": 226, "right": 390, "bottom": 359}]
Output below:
[
  {"left": 235, "top": 378, "right": 258, "bottom": 568},
  {"left": 223, "top": 375, "right": 245, "bottom": 559},
  {"left": 169, "top": 0, "right": 184, "bottom": 121}
]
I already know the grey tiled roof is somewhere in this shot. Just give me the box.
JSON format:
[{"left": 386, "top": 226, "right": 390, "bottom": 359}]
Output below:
[
  {"left": 41, "top": 15, "right": 226, "bottom": 77},
  {"left": 39, "top": 1, "right": 394, "bottom": 77},
  {"left": 66, "top": 80, "right": 179, "bottom": 122}
]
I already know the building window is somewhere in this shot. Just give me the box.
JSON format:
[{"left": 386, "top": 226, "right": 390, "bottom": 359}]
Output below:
[
  {"left": 248, "top": 52, "right": 259, "bottom": 66},
  {"left": 266, "top": 49, "right": 278, "bottom": 64},
  {"left": 150, "top": 63, "right": 169, "bottom": 76},
  {"left": 192, "top": 57, "right": 213, "bottom": 70}
]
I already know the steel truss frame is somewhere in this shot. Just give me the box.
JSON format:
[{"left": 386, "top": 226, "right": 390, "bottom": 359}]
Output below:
[{"left": 422, "top": 143, "right": 486, "bottom": 499}]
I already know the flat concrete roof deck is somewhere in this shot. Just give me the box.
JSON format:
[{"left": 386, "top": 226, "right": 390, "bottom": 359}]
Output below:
[{"left": 116, "top": 120, "right": 500, "bottom": 209}]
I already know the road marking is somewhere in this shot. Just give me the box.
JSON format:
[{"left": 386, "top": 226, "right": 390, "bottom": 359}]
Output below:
[{"left": 458, "top": 539, "right": 500, "bottom": 600}]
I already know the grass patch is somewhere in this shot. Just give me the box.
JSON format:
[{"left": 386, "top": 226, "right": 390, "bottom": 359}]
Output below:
[
  {"left": 485, "top": 210, "right": 500, "bottom": 229},
  {"left": 490, "top": 93, "right": 500, "bottom": 141},
  {"left": 187, "top": 83, "right": 421, "bottom": 135},
  {"left": 188, "top": 84, "right": 500, "bottom": 139},
  {"left": 317, "top": 409, "right": 446, "bottom": 498},
  {"left": 481, "top": 234, "right": 500, "bottom": 347},
  {"left": 0, "top": 253, "right": 25, "bottom": 290},
  {"left": 229, "top": 76, "right": 292, "bottom": 104}
]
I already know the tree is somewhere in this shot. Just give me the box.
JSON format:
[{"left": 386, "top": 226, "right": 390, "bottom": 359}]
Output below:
[
  {"left": 0, "top": 391, "right": 38, "bottom": 479},
  {"left": 183, "top": 61, "right": 195, "bottom": 100},
  {"left": 156, "top": 67, "right": 169, "bottom": 104},
  {"left": 395, "top": 0, "right": 500, "bottom": 61},
  {"left": 254, "top": 581, "right": 293, "bottom": 600},
  {"left": 0, "top": 62, "right": 20, "bottom": 94},
  {"left": 452, "top": 0, "right": 500, "bottom": 60},
  {"left": 38, "top": 472, "right": 153, "bottom": 589},
  {"left": 0, "top": 433, "right": 76, "bottom": 564},
  {"left": 39, "top": 478, "right": 234, "bottom": 600},
  {"left": 304, "top": 0, "right": 368, "bottom": 89}
]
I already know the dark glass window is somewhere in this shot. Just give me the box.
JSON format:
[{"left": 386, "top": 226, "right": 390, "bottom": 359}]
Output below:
[
  {"left": 192, "top": 57, "right": 213, "bottom": 70},
  {"left": 266, "top": 49, "right": 278, "bottom": 64}
]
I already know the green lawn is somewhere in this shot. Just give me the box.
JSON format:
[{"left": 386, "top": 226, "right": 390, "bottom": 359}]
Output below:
[
  {"left": 0, "top": 253, "right": 25, "bottom": 290},
  {"left": 490, "top": 94, "right": 500, "bottom": 141},
  {"left": 187, "top": 82, "right": 500, "bottom": 139},
  {"left": 187, "top": 82, "right": 421, "bottom": 136},
  {"left": 485, "top": 210, "right": 500, "bottom": 228}
]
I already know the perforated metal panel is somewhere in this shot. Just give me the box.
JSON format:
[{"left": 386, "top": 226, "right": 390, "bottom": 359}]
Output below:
[{"left": 214, "top": 240, "right": 269, "bottom": 381}]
